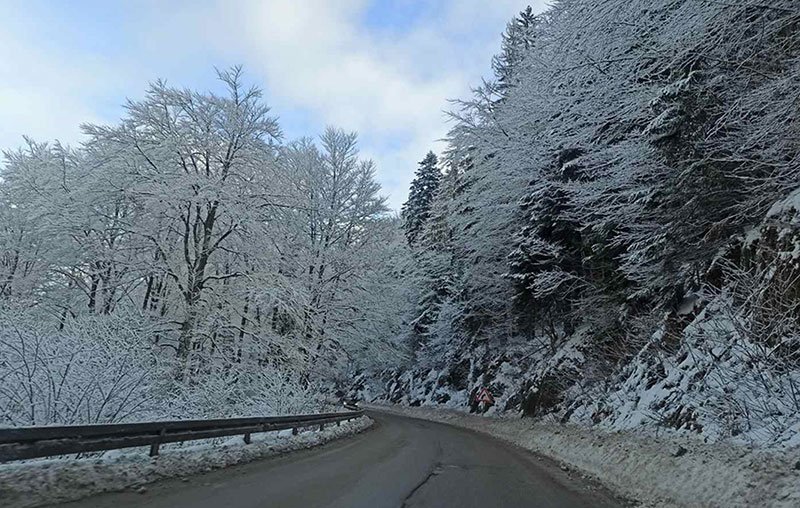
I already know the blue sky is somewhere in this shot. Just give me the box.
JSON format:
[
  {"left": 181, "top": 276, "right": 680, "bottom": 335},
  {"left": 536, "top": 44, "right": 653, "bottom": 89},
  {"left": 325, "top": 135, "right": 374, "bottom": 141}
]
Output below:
[{"left": 0, "top": 0, "right": 549, "bottom": 209}]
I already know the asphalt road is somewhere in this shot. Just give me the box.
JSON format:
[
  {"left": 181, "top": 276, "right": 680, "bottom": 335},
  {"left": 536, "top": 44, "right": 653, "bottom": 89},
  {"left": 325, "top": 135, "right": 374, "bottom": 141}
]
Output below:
[{"left": 55, "top": 411, "right": 624, "bottom": 508}]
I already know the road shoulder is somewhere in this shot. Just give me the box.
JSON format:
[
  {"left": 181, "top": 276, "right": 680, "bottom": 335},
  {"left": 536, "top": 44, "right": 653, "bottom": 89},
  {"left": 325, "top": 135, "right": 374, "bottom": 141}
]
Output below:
[
  {"left": 368, "top": 403, "right": 800, "bottom": 507},
  {"left": 0, "top": 416, "right": 373, "bottom": 508}
]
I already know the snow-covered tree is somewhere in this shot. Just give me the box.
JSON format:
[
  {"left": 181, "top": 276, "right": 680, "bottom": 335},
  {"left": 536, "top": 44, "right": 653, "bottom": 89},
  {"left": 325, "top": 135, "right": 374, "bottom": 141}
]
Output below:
[
  {"left": 401, "top": 151, "right": 440, "bottom": 246},
  {"left": 492, "top": 5, "right": 539, "bottom": 98},
  {"left": 0, "top": 68, "right": 403, "bottom": 424},
  {"left": 392, "top": 0, "right": 800, "bottom": 442}
]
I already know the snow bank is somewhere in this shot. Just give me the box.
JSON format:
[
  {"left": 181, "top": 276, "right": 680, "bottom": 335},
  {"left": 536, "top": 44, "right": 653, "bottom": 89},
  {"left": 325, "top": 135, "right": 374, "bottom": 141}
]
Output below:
[
  {"left": 0, "top": 416, "right": 373, "bottom": 508},
  {"left": 369, "top": 404, "right": 800, "bottom": 507}
]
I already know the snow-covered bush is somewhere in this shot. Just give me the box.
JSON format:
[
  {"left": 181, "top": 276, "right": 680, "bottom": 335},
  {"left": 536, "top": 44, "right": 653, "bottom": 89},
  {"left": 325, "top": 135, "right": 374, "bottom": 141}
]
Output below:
[
  {"left": 165, "top": 363, "right": 324, "bottom": 419},
  {"left": 0, "top": 308, "right": 166, "bottom": 426},
  {"left": 0, "top": 306, "right": 331, "bottom": 425}
]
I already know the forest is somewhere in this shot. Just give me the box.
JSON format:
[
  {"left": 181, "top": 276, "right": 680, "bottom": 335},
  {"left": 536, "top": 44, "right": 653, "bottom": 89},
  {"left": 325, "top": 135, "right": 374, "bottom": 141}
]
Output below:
[
  {"left": 388, "top": 0, "right": 800, "bottom": 448},
  {"left": 0, "top": 69, "right": 408, "bottom": 425},
  {"left": 3, "top": 0, "right": 800, "bottom": 449}
]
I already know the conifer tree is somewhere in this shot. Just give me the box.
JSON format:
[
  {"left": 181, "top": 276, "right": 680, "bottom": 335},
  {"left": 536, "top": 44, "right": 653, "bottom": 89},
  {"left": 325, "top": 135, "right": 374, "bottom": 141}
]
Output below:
[
  {"left": 492, "top": 6, "right": 538, "bottom": 97},
  {"left": 401, "top": 151, "right": 441, "bottom": 246}
]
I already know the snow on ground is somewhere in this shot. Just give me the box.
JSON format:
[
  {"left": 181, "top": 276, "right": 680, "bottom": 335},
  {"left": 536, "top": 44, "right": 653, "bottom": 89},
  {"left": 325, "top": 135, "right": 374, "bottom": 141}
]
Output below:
[
  {"left": 368, "top": 403, "right": 800, "bottom": 508},
  {"left": 0, "top": 416, "right": 373, "bottom": 508}
]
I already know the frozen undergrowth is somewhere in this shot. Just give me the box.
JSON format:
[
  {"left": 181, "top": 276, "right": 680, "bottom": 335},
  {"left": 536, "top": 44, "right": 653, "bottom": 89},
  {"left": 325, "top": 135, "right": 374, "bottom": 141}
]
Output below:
[
  {"left": 0, "top": 416, "right": 373, "bottom": 508},
  {"left": 370, "top": 404, "right": 800, "bottom": 508},
  {"left": 373, "top": 276, "right": 800, "bottom": 451}
]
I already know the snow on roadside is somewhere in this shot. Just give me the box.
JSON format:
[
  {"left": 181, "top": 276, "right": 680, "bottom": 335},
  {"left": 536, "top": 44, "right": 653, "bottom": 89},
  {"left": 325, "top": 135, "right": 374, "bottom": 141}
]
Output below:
[
  {"left": 368, "top": 404, "right": 800, "bottom": 507},
  {"left": 0, "top": 416, "right": 373, "bottom": 508}
]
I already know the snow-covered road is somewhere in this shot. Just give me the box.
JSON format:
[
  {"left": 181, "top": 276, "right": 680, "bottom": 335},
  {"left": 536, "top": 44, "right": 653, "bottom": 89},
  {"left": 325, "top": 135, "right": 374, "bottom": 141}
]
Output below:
[{"left": 52, "top": 410, "right": 623, "bottom": 508}]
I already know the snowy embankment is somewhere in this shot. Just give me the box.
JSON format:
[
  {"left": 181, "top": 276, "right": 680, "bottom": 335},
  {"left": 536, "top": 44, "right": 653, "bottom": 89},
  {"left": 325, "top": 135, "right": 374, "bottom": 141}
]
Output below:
[
  {"left": 0, "top": 416, "right": 373, "bottom": 508},
  {"left": 368, "top": 404, "right": 800, "bottom": 507}
]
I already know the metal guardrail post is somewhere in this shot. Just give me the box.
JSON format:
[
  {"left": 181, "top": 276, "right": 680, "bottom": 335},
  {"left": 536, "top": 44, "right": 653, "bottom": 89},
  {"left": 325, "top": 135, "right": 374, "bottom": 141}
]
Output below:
[{"left": 150, "top": 427, "right": 166, "bottom": 457}]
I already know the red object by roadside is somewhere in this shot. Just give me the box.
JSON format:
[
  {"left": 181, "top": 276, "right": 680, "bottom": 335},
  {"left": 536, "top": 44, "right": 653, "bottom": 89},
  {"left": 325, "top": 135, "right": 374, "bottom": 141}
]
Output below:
[{"left": 476, "top": 387, "right": 494, "bottom": 406}]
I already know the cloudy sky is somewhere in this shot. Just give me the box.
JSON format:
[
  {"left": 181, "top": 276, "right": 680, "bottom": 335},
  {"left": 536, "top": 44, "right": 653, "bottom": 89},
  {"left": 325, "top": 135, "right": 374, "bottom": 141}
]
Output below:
[{"left": 0, "top": 0, "right": 549, "bottom": 209}]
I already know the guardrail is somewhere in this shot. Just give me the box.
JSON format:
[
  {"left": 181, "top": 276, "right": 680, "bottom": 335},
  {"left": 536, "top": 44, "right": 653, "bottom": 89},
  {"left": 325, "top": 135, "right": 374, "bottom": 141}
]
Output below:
[{"left": 0, "top": 407, "right": 364, "bottom": 462}]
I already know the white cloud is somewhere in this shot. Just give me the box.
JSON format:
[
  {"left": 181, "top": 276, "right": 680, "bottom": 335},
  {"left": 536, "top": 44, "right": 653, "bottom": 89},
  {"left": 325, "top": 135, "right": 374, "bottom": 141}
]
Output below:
[
  {"left": 0, "top": 0, "right": 551, "bottom": 209},
  {"left": 212, "top": 0, "right": 542, "bottom": 207}
]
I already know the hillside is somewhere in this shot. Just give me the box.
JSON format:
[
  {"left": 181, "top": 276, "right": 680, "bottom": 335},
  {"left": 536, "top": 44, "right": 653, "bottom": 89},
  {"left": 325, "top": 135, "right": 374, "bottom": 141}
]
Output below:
[{"left": 373, "top": 0, "right": 800, "bottom": 450}]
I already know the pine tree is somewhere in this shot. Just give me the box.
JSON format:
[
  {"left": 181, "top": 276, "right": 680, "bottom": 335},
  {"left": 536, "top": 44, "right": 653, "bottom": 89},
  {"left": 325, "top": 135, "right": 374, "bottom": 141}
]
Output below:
[
  {"left": 492, "top": 6, "right": 538, "bottom": 97},
  {"left": 401, "top": 151, "right": 440, "bottom": 246}
]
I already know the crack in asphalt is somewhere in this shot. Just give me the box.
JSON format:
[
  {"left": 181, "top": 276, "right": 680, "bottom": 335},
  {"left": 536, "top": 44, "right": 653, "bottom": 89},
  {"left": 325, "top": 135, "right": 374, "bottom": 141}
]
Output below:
[
  {"left": 401, "top": 439, "right": 443, "bottom": 508},
  {"left": 401, "top": 462, "right": 442, "bottom": 508}
]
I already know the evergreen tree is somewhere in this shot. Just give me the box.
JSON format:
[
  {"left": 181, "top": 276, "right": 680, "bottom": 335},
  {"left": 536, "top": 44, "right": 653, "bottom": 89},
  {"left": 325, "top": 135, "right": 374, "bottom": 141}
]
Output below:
[
  {"left": 492, "top": 6, "right": 538, "bottom": 97},
  {"left": 401, "top": 151, "right": 441, "bottom": 246}
]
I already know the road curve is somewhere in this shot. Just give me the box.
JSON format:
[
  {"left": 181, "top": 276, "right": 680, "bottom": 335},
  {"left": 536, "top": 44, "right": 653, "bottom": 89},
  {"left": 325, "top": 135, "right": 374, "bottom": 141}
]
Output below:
[{"left": 54, "top": 411, "right": 624, "bottom": 508}]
